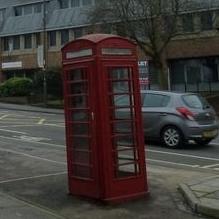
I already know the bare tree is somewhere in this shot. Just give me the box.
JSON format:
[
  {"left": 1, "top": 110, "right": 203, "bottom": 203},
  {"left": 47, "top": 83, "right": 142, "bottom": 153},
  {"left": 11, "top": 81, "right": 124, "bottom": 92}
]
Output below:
[{"left": 90, "top": 0, "right": 190, "bottom": 89}]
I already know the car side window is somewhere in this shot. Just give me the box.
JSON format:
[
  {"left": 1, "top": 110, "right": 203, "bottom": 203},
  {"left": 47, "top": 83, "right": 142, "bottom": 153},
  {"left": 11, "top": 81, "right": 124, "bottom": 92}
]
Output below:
[{"left": 142, "top": 93, "right": 170, "bottom": 107}]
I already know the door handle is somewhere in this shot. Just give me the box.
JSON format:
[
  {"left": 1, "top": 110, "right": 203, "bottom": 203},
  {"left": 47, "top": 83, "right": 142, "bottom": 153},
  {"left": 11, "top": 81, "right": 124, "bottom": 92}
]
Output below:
[
  {"left": 91, "top": 112, "right": 95, "bottom": 120},
  {"left": 160, "top": 113, "right": 167, "bottom": 116}
]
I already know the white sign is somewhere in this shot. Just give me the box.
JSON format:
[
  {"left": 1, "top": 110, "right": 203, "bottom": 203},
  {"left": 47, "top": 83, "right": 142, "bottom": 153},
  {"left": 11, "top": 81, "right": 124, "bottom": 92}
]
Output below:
[
  {"left": 66, "top": 49, "right": 92, "bottom": 59},
  {"left": 2, "top": 61, "right": 22, "bottom": 69},
  {"left": 37, "top": 45, "right": 44, "bottom": 68},
  {"left": 102, "top": 48, "right": 132, "bottom": 55},
  {"left": 138, "top": 61, "right": 148, "bottom": 66}
]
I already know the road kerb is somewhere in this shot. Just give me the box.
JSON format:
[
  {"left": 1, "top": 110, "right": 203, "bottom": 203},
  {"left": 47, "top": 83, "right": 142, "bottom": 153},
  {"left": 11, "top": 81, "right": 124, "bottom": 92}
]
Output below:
[
  {"left": 178, "top": 183, "right": 199, "bottom": 212},
  {"left": 197, "top": 202, "right": 219, "bottom": 219}
]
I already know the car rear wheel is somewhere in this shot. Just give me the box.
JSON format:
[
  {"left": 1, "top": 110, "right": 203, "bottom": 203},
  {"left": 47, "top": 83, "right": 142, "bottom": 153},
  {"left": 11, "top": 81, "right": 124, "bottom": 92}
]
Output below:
[
  {"left": 161, "top": 126, "right": 183, "bottom": 148},
  {"left": 195, "top": 139, "right": 212, "bottom": 146}
]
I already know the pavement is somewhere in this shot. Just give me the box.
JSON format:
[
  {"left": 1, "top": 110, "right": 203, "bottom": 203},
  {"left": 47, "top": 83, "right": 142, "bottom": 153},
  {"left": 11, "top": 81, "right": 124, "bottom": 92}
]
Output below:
[
  {"left": 0, "top": 102, "right": 218, "bottom": 219},
  {"left": 179, "top": 176, "right": 219, "bottom": 219}
]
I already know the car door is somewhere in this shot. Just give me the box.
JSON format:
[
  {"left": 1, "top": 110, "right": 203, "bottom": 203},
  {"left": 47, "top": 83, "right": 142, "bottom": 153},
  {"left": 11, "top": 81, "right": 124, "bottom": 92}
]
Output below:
[{"left": 141, "top": 93, "right": 171, "bottom": 139}]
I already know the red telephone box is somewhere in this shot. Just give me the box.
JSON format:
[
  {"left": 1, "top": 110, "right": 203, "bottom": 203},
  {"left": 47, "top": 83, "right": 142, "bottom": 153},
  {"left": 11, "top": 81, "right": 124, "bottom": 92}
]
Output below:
[{"left": 61, "top": 34, "right": 149, "bottom": 203}]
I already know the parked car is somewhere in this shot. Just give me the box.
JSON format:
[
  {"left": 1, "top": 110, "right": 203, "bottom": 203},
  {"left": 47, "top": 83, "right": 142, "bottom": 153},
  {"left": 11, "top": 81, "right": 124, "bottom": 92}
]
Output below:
[{"left": 140, "top": 90, "right": 219, "bottom": 148}]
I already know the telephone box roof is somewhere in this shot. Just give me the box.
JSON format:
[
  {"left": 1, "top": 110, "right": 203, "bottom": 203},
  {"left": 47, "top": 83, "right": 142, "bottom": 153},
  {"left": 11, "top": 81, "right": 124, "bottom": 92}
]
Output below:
[{"left": 78, "top": 33, "right": 135, "bottom": 44}]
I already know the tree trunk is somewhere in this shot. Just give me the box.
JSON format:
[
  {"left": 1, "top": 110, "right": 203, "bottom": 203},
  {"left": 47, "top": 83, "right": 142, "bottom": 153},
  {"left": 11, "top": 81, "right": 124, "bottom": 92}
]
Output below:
[{"left": 154, "top": 53, "right": 169, "bottom": 90}]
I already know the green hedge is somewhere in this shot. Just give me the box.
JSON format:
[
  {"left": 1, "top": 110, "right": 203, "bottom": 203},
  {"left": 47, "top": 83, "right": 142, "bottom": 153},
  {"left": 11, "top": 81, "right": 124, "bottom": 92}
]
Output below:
[{"left": 0, "top": 77, "right": 33, "bottom": 97}]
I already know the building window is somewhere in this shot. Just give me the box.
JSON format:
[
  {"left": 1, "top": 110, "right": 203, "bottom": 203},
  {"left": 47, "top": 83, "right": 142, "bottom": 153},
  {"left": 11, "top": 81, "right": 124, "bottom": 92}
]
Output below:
[
  {"left": 49, "top": 31, "right": 56, "bottom": 47},
  {"left": 24, "top": 5, "right": 32, "bottom": 15},
  {"left": 182, "top": 14, "right": 194, "bottom": 32},
  {"left": 24, "top": 34, "right": 32, "bottom": 49},
  {"left": 59, "top": 0, "right": 69, "bottom": 9},
  {"left": 14, "top": 6, "right": 22, "bottom": 16},
  {"left": 74, "top": 28, "right": 83, "bottom": 39},
  {"left": 13, "top": 36, "right": 20, "bottom": 50},
  {"left": 0, "top": 9, "right": 5, "bottom": 21},
  {"left": 61, "top": 29, "right": 69, "bottom": 45},
  {"left": 71, "top": 0, "right": 80, "bottom": 7},
  {"left": 36, "top": 33, "right": 41, "bottom": 47},
  {"left": 201, "top": 12, "right": 213, "bottom": 31},
  {"left": 34, "top": 3, "right": 42, "bottom": 13},
  {"left": 82, "top": 0, "right": 92, "bottom": 6},
  {"left": 2, "top": 37, "right": 9, "bottom": 51}
]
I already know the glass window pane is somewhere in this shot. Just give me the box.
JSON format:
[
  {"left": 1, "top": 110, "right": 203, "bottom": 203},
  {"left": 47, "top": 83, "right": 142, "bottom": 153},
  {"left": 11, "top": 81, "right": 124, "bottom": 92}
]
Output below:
[
  {"left": 201, "top": 12, "right": 213, "bottom": 31},
  {"left": 69, "top": 96, "right": 87, "bottom": 108},
  {"left": 182, "top": 94, "right": 207, "bottom": 109},
  {"left": 72, "top": 136, "right": 89, "bottom": 150},
  {"left": 3, "top": 37, "right": 9, "bottom": 51},
  {"left": 117, "top": 163, "right": 139, "bottom": 178},
  {"left": 70, "top": 111, "right": 89, "bottom": 121},
  {"left": 24, "top": 5, "right": 32, "bottom": 15},
  {"left": 74, "top": 28, "right": 83, "bottom": 39},
  {"left": 36, "top": 33, "right": 41, "bottom": 46},
  {"left": 113, "top": 95, "right": 133, "bottom": 107},
  {"left": 142, "top": 94, "right": 170, "bottom": 107},
  {"left": 49, "top": 31, "right": 56, "bottom": 47},
  {"left": 70, "top": 83, "right": 87, "bottom": 95},
  {"left": 61, "top": 29, "right": 69, "bottom": 45},
  {"left": 114, "top": 135, "right": 135, "bottom": 147},
  {"left": 109, "top": 68, "right": 130, "bottom": 80},
  {"left": 72, "top": 123, "right": 89, "bottom": 135},
  {"left": 24, "top": 34, "right": 32, "bottom": 49},
  {"left": 82, "top": 0, "right": 92, "bottom": 6},
  {"left": 73, "top": 151, "right": 90, "bottom": 165},
  {"left": 111, "top": 81, "right": 130, "bottom": 93},
  {"left": 14, "top": 6, "right": 22, "bottom": 16},
  {"left": 71, "top": 0, "right": 80, "bottom": 7},
  {"left": 60, "top": 0, "right": 69, "bottom": 8},
  {"left": 114, "top": 108, "right": 132, "bottom": 120},
  {"left": 34, "top": 3, "right": 42, "bottom": 13},
  {"left": 113, "top": 121, "right": 133, "bottom": 133},
  {"left": 182, "top": 14, "right": 194, "bottom": 32},
  {"left": 72, "top": 165, "right": 91, "bottom": 178},
  {"left": 13, "top": 36, "right": 20, "bottom": 50},
  {"left": 69, "top": 69, "right": 84, "bottom": 81}
]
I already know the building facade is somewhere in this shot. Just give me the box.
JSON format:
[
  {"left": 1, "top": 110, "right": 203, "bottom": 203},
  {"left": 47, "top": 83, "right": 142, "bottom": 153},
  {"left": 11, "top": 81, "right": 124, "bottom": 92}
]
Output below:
[
  {"left": 0, "top": 0, "right": 219, "bottom": 92},
  {"left": 0, "top": 0, "right": 95, "bottom": 80}
]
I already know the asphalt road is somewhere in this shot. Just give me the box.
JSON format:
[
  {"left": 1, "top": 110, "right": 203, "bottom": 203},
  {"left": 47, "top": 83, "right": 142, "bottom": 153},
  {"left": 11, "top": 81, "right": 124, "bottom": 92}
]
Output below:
[
  {"left": 0, "top": 107, "right": 217, "bottom": 219},
  {"left": 0, "top": 108, "right": 218, "bottom": 177}
]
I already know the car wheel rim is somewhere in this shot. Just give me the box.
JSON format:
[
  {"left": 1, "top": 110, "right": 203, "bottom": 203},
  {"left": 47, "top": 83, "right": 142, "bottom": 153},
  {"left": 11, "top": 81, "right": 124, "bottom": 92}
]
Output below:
[{"left": 164, "top": 128, "right": 180, "bottom": 147}]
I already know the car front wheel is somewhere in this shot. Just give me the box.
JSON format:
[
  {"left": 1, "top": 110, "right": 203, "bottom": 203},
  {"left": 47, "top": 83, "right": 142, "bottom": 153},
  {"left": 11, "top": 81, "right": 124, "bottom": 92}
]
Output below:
[{"left": 161, "top": 126, "right": 184, "bottom": 148}]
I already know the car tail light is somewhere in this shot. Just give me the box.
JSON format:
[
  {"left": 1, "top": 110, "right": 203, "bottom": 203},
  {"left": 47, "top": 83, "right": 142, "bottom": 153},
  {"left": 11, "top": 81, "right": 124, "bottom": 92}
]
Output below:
[{"left": 176, "top": 107, "right": 195, "bottom": 121}]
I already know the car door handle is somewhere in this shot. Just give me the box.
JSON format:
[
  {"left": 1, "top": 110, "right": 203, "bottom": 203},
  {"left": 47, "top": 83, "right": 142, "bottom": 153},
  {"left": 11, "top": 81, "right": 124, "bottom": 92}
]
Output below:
[{"left": 159, "top": 113, "right": 167, "bottom": 116}]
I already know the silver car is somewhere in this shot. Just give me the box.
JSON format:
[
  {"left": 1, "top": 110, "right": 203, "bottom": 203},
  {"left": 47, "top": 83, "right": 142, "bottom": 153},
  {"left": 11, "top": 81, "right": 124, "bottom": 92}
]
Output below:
[{"left": 141, "top": 90, "right": 219, "bottom": 148}]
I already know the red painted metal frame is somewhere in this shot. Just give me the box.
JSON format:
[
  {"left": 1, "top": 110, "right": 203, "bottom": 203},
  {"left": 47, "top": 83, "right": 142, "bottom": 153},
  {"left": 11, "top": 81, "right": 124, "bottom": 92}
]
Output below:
[{"left": 62, "top": 34, "right": 149, "bottom": 203}]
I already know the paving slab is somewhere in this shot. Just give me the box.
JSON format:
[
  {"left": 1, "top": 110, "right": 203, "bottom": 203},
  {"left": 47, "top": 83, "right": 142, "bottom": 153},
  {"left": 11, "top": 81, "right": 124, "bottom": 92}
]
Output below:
[{"left": 179, "top": 176, "right": 219, "bottom": 219}]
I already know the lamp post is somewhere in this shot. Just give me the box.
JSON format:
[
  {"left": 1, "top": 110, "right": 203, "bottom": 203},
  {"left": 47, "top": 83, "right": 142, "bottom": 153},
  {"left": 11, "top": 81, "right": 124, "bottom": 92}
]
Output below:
[{"left": 43, "top": 0, "right": 47, "bottom": 106}]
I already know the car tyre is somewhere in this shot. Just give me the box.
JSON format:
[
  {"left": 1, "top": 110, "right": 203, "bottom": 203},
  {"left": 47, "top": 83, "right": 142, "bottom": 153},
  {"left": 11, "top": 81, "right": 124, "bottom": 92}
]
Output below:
[
  {"left": 195, "top": 139, "right": 212, "bottom": 146},
  {"left": 161, "top": 126, "right": 184, "bottom": 149}
]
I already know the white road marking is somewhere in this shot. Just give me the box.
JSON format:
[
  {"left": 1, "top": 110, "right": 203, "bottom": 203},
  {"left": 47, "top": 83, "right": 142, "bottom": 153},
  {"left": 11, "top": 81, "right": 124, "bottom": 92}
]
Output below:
[
  {"left": 0, "top": 147, "right": 66, "bottom": 165},
  {"left": 37, "top": 118, "right": 46, "bottom": 124},
  {"left": 13, "top": 135, "right": 51, "bottom": 142},
  {"left": 0, "top": 172, "right": 67, "bottom": 184},
  {"left": 0, "top": 135, "right": 65, "bottom": 148},
  {"left": 0, "top": 124, "right": 44, "bottom": 128},
  {"left": 201, "top": 163, "right": 219, "bottom": 169},
  {"left": 147, "top": 149, "right": 219, "bottom": 162},
  {"left": 0, "top": 128, "right": 26, "bottom": 134},
  {"left": 0, "top": 114, "right": 9, "bottom": 119},
  {"left": 147, "top": 158, "right": 199, "bottom": 167},
  {"left": 44, "top": 123, "right": 65, "bottom": 128}
]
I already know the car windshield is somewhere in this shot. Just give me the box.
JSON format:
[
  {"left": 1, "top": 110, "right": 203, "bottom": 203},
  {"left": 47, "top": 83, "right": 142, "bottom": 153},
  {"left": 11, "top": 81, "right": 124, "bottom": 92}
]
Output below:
[{"left": 182, "top": 94, "right": 210, "bottom": 109}]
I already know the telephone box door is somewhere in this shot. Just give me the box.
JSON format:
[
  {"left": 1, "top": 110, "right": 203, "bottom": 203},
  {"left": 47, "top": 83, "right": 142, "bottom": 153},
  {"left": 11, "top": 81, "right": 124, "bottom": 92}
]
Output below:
[
  {"left": 63, "top": 63, "right": 99, "bottom": 198},
  {"left": 103, "top": 63, "right": 147, "bottom": 199}
]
